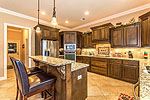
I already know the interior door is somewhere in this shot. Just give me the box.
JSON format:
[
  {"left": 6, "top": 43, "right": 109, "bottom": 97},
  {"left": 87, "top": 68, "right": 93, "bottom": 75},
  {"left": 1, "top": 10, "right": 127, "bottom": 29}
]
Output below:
[{"left": 7, "top": 40, "right": 20, "bottom": 66}]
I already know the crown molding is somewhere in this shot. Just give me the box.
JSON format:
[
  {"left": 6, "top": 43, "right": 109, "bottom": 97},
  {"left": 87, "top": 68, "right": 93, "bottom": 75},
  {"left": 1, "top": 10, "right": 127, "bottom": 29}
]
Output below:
[
  {"left": 72, "top": 3, "right": 150, "bottom": 30},
  {"left": 0, "top": 3, "right": 150, "bottom": 31},
  {"left": 0, "top": 7, "right": 71, "bottom": 30}
]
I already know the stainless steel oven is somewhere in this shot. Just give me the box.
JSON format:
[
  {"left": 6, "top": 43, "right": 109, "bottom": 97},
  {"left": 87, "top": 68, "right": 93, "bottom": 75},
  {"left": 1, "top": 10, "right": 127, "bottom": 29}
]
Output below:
[
  {"left": 64, "top": 52, "right": 76, "bottom": 61},
  {"left": 64, "top": 44, "right": 76, "bottom": 61},
  {"left": 64, "top": 44, "right": 76, "bottom": 51}
]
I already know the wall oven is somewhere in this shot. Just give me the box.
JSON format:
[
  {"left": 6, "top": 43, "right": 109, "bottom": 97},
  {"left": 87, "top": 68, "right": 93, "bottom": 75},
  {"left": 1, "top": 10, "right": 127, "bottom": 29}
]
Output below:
[{"left": 64, "top": 44, "right": 76, "bottom": 61}]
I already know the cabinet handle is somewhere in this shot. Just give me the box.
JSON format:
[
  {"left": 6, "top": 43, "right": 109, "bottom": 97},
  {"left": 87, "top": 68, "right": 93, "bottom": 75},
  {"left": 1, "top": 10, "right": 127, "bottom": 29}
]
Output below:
[{"left": 133, "top": 80, "right": 140, "bottom": 100}]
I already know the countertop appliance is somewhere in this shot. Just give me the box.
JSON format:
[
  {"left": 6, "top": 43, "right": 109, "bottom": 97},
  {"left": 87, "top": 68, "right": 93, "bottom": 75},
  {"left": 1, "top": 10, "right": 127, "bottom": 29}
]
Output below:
[
  {"left": 64, "top": 44, "right": 76, "bottom": 61},
  {"left": 41, "top": 40, "right": 59, "bottom": 57}
]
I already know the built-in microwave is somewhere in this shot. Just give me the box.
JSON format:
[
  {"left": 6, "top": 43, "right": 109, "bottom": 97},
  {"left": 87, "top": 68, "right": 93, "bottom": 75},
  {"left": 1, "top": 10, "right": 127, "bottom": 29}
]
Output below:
[{"left": 64, "top": 44, "right": 76, "bottom": 51}]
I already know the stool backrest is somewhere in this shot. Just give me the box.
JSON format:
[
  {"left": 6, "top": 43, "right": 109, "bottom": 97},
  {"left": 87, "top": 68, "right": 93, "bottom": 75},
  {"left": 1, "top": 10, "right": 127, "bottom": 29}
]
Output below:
[{"left": 10, "top": 57, "right": 30, "bottom": 95}]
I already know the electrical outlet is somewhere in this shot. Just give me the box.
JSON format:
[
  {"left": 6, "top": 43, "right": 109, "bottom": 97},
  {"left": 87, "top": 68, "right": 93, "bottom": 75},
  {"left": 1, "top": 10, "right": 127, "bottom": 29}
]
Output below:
[{"left": 77, "top": 75, "right": 82, "bottom": 80}]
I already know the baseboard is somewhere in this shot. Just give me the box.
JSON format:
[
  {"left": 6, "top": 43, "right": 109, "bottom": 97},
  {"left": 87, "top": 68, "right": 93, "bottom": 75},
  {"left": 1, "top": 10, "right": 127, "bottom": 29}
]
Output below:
[{"left": 0, "top": 76, "right": 7, "bottom": 81}]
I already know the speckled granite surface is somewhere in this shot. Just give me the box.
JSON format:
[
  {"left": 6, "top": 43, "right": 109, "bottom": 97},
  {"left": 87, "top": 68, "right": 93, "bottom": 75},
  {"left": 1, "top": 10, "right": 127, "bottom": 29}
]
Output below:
[
  {"left": 30, "top": 56, "right": 89, "bottom": 72},
  {"left": 139, "top": 60, "right": 150, "bottom": 100},
  {"left": 30, "top": 56, "right": 74, "bottom": 66}
]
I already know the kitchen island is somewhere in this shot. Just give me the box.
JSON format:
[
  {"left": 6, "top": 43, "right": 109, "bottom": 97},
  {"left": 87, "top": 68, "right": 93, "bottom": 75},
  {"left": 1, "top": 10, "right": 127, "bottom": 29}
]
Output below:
[{"left": 30, "top": 56, "right": 89, "bottom": 100}]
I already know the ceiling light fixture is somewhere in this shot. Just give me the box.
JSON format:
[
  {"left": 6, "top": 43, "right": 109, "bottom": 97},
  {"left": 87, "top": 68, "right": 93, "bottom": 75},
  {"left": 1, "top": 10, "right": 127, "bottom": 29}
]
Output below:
[
  {"left": 36, "top": 0, "right": 41, "bottom": 33},
  {"left": 51, "top": 0, "right": 58, "bottom": 26},
  {"left": 85, "top": 11, "right": 89, "bottom": 15},
  {"left": 65, "top": 21, "right": 69, "bottom": 23},
  {"left": 41, "top": 11, "right": 46, "bottom": 15}
]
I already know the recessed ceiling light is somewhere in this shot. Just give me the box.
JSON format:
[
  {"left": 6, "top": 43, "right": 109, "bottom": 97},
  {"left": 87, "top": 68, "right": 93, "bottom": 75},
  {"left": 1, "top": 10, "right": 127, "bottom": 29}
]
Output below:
[
  {"left": 41, "top": 11, "right": 46, "bottom": 15},
  {"left": 85, "top": 11, "right": 89, "bottom": 15},
  {"left": 65, "top": 21, "right": 69, "bottom": 23}
]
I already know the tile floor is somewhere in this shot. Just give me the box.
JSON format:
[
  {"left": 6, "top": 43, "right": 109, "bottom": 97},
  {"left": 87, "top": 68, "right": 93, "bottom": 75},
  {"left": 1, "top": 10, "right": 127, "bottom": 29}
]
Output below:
[{"left": 0, "top": 69, "right": 137, "bottom": 100}]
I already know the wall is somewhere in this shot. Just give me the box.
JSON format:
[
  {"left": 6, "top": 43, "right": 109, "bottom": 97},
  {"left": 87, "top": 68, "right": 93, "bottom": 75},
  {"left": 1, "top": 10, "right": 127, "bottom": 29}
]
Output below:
[{"left": 76, "top": 9, "right": 150, "bottom": 32}]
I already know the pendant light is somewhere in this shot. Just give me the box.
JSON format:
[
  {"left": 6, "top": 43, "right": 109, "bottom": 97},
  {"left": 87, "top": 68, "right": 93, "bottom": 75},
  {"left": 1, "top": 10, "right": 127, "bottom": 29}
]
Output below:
[
  {"left": 36, "top": 0, "right": 41, "bottom": 33},
  {"left": 51, "top": 0, "right": 58, "bottom": 26}
]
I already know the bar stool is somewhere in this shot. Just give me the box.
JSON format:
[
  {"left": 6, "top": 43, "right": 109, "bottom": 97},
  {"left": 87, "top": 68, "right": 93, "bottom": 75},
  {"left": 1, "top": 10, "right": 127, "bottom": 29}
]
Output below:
[
  {"left": 10, "top": 57, "right": 56, "bottom": 100},
  {"left": 9, "top": 57, "right": 43, "bottom": 100}
]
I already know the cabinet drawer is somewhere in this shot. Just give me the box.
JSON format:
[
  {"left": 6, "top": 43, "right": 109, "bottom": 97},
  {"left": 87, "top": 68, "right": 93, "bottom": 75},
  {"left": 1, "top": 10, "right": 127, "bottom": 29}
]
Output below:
[
  {"left": 109, "top": 59, "right": 122, "bottom": 64},
  {"left": 91, "top": 58, "right": 107, "bottom": 62},
  {"left": 123, "top": 60, "right": 139, "bottom": 66},
  {"left": 91, "top": 61, "right": 107, "bottom": 69},
  {"left": 91, "top": 66, "right": 107, "bottom": 76}
]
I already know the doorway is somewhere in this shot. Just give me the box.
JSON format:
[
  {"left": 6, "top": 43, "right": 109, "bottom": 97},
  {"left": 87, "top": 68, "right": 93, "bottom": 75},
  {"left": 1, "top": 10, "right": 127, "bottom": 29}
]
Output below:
[{"left": 4, "top": 23, "right": 32, "bottom": 80}]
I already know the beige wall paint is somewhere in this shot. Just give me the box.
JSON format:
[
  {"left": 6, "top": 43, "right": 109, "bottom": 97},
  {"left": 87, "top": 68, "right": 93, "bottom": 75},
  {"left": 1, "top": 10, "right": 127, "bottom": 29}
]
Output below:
[{"left": 76, "top": 9, "right": 150, "bottom": 32}]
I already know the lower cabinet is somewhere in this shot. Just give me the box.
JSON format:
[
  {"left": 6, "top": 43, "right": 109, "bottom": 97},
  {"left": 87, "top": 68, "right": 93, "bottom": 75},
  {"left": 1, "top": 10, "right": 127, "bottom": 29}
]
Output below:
[
  {"left": 91, "top": 58, "right": 108, "bottom": 76},
  {"left": 76, "top": 56, "right": 139, "bottom": 83},
  {"left": 122, "top": 60, "right": 139, "bottom": 83},
  {"left": 108, "top": 63, "right": 122, "bottom": 79}
]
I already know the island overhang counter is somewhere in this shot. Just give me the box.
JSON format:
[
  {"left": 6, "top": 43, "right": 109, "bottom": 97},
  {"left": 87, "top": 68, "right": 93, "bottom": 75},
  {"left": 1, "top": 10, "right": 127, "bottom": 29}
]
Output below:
[{"left": 29, "top": 56, "right": 89, "bottom": 100}]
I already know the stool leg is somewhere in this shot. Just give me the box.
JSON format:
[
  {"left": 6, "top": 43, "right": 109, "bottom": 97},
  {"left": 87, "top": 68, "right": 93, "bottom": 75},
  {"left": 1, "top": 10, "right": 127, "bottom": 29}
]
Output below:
[
  {"left": 16, "top": 89, "right": 19, "bottom": 100},
  {"left": 23, "top": 96, "right": 27, "bottom": 100},
  {"left": 52, "top": 84, "right": 55, "bottom": 100}
]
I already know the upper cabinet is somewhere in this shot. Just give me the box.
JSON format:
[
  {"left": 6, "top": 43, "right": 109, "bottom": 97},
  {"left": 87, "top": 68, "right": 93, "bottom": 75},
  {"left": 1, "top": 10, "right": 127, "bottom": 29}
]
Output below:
[
  {"left": 59, "top": 31, "right": 82, "bottom": 48},
  {"left": 91, "top": 23, "right": 113, "bottom": 44},
  {"left": 82, "top": 32, "right": 94, "bottom": 48},
  {"left": 139, "top": 11, "right": 150, "bottom": 47},
  {"left": 111, "top": 27, "right": 124, "bottom": 48},
  {"left": 63, "top": 31, "right": 77, "bottom": 44},
  {"left": 34, "top": 24, "right": 60, "bottom": 55},
  {"left": 111, "top": 22, "right": 141, "bottom": 48}
]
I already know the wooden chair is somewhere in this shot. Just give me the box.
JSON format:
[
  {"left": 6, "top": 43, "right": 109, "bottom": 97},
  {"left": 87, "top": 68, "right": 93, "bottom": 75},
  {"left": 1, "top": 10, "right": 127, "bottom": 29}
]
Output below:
[{"left": 10, "top": 57, "right": 56, "bottom": 100}]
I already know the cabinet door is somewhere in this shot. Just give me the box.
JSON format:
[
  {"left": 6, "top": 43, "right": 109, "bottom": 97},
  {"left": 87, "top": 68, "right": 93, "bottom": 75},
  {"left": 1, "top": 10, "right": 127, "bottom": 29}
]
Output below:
[
  {"left": 59, "top": 33, "right": 64, "bottom": 48},
  {"left": 124, "top": 23, "right": 141, "bottom": 47},
  {"left": 92, "top": 29, "right": 100, "bottom": 41},
  {"left": 141, "top": 18, "right": 150, "bottom": 46},
  {"left": 77, "top": 33, "right": 82, "bottom": 48},
  {"left": 122, "top": 65, "right": 138, "bottom": 83},
  {"left": 51, "top": 31, "right": 59, "bottom": 40},
  {"left": 86, "top": 33, "right": 93, "bottom": 47},
  {"left": 64, "top": 32, "right": 76, "bottom": 44},
  {"left": 42, "top": 29, "right": 51, "bottom": 39},
  {"left": 108, "top": 64, "right": 122, "bottom": 79},
  {"left": 111, "top": 28, "right": 124, "bottom": 48},
  {"left": 76, "top": 56, "right": 83, "bottom": 63}
]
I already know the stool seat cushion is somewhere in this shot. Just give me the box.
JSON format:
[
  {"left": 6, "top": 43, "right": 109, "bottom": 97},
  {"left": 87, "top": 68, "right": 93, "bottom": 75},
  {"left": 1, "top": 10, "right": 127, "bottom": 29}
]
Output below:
[{"left": 29, "top": 72, "right": 56, "bottom": 94}]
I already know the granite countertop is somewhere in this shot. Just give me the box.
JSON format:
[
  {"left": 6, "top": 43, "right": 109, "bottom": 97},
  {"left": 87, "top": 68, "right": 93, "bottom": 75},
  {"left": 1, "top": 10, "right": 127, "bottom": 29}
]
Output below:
[
  {"left": 30, "top": 56, "right": 74, "bottom": 66},
  {"left": 76, "top": 55, "right": 145, "bottom": 61},
  {"left": 139, "top": 59, "right": 150, "bottom": 100},
  {"left": 30, "top": 56, "right": 89, "bottom": 72}
]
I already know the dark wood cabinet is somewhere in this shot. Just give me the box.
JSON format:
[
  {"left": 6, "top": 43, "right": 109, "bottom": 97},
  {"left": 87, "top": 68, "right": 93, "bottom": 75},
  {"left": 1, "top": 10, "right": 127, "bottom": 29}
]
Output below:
[
  {"left": 91, "top": 58, "right": 108, "bottom": 76},
  {"left": 124, "top": 23, "right": 141, "bottom": 47},
  {"left": 111, "top": 27, "right": 124, "bottom": 48},
  {"left": 34, "top": 24, "right": 60, "bottom": 55},
  {"left": 91, "top": 23, "right": 113, "bottom": 44},
  {"left": 122, "top": 60, "right": 139, "bottom": 83},
  {"left": 82, "top": 32, "right": 94, "bottom": 48},
  {"left": 108, "top": 59, "right": 122, "bottom": 79},
  {"left": 139, "top": 11, "right": 150, "bottom": 47},
  {"left": 111, "top": 22, "right": 141, "bottom": 48},
  {"left": 76, "top": 56, "right": 83, "bottom": 63},
  {"left": 77, "top": 32, "right": 82, "bottom": 48},
  {"left": 63, "top": 31, "right": 76, "bottom": 44},
  {"left": 59, "top": 32, "right": 64, "bottom": 48}
]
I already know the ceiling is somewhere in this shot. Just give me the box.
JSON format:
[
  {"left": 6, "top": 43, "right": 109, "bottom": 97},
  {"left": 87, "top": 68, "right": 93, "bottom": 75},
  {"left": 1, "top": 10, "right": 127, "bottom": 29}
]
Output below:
[{"left": 0, "top": 0, "right": 150, "bottom": 29}]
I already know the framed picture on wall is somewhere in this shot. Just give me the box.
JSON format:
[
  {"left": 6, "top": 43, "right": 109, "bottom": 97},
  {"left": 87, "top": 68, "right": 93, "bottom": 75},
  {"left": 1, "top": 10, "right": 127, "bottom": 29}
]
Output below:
[{"left": 8, "top": 43, "right": 17, "bottom": 53}]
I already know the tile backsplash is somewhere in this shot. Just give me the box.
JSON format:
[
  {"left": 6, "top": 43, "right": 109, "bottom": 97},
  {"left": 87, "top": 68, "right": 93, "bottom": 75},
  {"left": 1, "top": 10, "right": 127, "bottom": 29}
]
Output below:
[{"left": 81, "top": 44, "right": 150, "bottom": 59}]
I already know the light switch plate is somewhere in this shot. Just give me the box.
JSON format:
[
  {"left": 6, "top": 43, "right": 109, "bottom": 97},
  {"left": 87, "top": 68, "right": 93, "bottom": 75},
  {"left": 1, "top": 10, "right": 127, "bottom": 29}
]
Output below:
[{"left": 77, "top": 75, "right": 82, "bottom": 80}]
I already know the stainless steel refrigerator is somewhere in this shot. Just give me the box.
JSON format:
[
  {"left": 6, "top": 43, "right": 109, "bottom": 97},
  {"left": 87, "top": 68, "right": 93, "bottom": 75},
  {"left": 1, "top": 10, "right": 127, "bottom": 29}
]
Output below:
[{"left": 41, "top": 40, "right": 59, "bottom": 57}]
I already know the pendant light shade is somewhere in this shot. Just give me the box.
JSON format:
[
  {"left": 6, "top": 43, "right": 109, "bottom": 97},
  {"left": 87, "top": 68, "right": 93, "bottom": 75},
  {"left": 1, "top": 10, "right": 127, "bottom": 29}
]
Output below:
[
  {"left": 36, "top": 0, "right": 41, "bottom": 33},
  {"left": 51, "top": 0, "right": 58, "bottom": 26}
]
